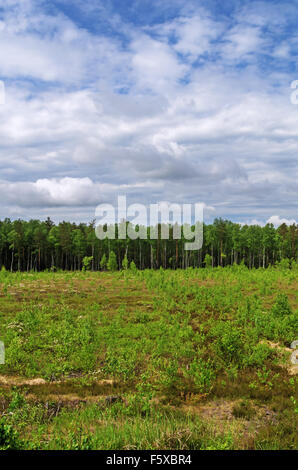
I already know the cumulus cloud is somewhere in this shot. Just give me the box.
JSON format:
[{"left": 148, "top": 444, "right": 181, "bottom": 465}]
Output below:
[
  {"left": 0, "top": 177, "right": 99, "bottom": 208},
  {"left": 266, "top": 215, "right": 297, "bottom": 227},
  {"left": 0, "top": 177, "right": 165, "bottom": 209},
  {"left": 0, "top": 0, "right": 297, "bottom": 224},
  {"left": 240, "top": 216, "right": 297, "bottom": 227}
]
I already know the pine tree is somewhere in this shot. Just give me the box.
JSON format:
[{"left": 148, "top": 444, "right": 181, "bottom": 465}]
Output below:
[
  {"left": 122, "top": 254, "right": 129, "bottom": 270},
  {"left": 107, "top": 251, "right": 117, "bottom": 271},
  {"left": 203, "top": 253, "right": 212, "bottom": 268},
  {"left": 129, "top": 260, "right": 137, "bottom": 272},
  {"left": 82, "top": 256, "right": 93, "bottom": 272},
  {"left": 100, "top": 254, "right": 107, "bottom": 271}
]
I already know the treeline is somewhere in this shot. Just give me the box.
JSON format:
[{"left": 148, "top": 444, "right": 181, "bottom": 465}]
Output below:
[{"left": 0, "top": 217, "right": 297, "bottom": 272}]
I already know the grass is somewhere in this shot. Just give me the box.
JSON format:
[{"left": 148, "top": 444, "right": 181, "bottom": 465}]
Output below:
[{"left": 0, "top": 265, "right": 297, "bottom": 450}]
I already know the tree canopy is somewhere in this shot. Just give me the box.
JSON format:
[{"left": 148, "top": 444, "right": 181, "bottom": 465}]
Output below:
[{"left": 0, "top": 218, "right": 296, "bottom": 271}]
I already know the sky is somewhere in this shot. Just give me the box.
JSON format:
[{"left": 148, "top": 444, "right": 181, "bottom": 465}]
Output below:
[{"left": 0, "top": 0, "right": 297, "bottom": 226}]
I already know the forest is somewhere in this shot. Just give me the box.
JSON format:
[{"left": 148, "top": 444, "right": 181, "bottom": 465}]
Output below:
[{"left": 0, "top": 217, "right": 297, "bottom": 271}]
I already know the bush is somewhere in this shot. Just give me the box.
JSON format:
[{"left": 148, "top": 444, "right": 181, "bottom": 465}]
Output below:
[
  {"left": 186, "top": 358, "right": 215, "bottom": 393},
  {"left": 100, "top": 254, "right": 107, "bottom": 271},
  {"left": 122, "top": 255, "right": 129, "bottom": 270},
  {"left": 129, "top": 261, "right": 137, "bottom": 272},
  {"left": 82, "top": 256, "right": 93, "bottom": 272},
  {"left": 107, "top": 251, "right": 118, "bottom": 271},
  {"left": 275, "top": 258, "right": 290, "bottom": 270},
  {"left": 242, "top": 342, "right": 272, "bottom": 367},
  {"left": 203, "top": 254, "right": 213, "bottom": 268},
  {"left": 211, "top": 322, "right": 243, "bottom": 365},
  {"left": 272, "top": 293, "right": 292, "bottom": 317},
  {"left": 0, "top": 419, "right": 24, "bottom": 450}
]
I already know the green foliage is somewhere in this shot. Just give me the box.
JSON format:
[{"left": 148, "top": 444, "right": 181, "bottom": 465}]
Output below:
[
  {"left": 0, "top": 216, "right": 296, "bottom": 272},
  {"left": 100, "top": 253, "right": 107, "bottom": 271},
  {"left": 210, "top": 322, "right": 243, "bottom": 365},
  {"left": 8, "top": 390, "right": 26, "bottom": 411},
  {"left": 203, "top": 253, "right": 213, "bottom": 268},
  {"left": 185, "top": 358, "right": 215, "bottom": 392},
  {"left": 107, "top": 251, "right": 118, "bottom": 271},
  {"left": 122, "top": 254, "right": 129, "bottom": 270},
  {"left": 275, "top": 258, "right": 291, "bottom": 270},
  {"left": 3, "top": 303, "right": 98, "bottom": 378},
  {"left": 271, "top": 293, "right": 292, "bottom": 317},
  {"left": 129, "top": 260, "right": 137, "bottom": 272},
  {"left": 242, "top": 342, "right": 272, "bottom": 367},
  {"left": 82, "top": 256, "right": 93, "bottom": 272},
  {"left": 0, "top": 419, "right": 24, "bottom": 450},
  {"left": 0, "top": 267, "right": 297, "bottom": 450}
]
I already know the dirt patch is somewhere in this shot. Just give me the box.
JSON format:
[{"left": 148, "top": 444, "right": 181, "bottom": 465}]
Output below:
[
  {"left": 182, "top": 398, "right": 277, "bottom": 434},
  {"left": 261, "top": 341, "right": 298, "bottom": 376},
  {"left": 0, "top": 375, "right": 47, "bottom": 386},
  {"left": 183, "top": 399, "right": 236, "bottom": 422},
  {"left": 0, "top": 375, "right": 120, "bottom": 392},
  {"left": 25, "top": 393, "right": 99, "bottom": 403}
]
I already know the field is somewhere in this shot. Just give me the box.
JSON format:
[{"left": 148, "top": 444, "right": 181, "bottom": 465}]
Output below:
[{"left": 0, "top": 266, "right": 297, "bottom": 450}]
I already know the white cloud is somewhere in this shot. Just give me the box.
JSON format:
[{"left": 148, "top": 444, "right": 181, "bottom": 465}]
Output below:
[
  {"left": 266, "top": 215, "right": 297, "bottom": 227},
  {"left": 131, "top": 35, "right": 187, "bottom": 94},
  {"left": 239, "top": 215, "right": 297, "bottom": 228},
  {"left": 221, "top": 25, "right": 263, "bottom": 62},
  {"left": 0, "top": 176, "right": 166, "bottom": 210},
  {"left": 0, "top": 0, "right": 297, "bottom": 223},
  {"left": 151, "top": 13, "right": 221, "bottom": 62}
]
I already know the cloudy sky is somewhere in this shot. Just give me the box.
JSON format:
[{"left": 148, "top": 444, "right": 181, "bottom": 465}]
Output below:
[{"left": 0, "top": 0, "right": 297, "bottom": 225}]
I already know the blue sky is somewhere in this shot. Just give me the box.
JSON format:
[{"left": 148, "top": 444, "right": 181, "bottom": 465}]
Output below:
[{"left": 0, "top": 0, "right": 297, "bottom": 226}]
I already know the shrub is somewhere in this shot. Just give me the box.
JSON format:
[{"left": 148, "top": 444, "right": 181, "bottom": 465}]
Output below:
[
  {"left": 129, "top": 261, "right": 137, "bottom": 272},
  {"left": 211, "top": 322, "right": 243, "bottom": 365},
  {"left": 100, "top": 254, "right": 107, "bottom": 271},
  {"left": 0, "top": 419, "right": 24, "bottom": 450},
  {"left": 242, "top": 342, "right": 273, "bottom": 367},
  {"left": 107, "top": 251, "right": 118, "bottom": 271},
  {"left": 275, "top": 258, "right": 290, "bottom": 270},
  {"left": 271, "top": 293, "right": 292, "bottom": 317},
  {"left": 203, "top": 254, "right": 213, "bottom": 268},
  {"left": 186, "top": 358, "right": 215, "bottom": 393},
  {"left": 122, "top": 255, "right": 129, "bottom": 270},
  {"left": 82, "top": 256, "right": 93, "bottom": 271}
]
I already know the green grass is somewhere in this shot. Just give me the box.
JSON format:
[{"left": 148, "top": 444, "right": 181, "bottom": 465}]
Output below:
[{"left": 0, "top": 265, "right": 297, "bottom": 450}]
